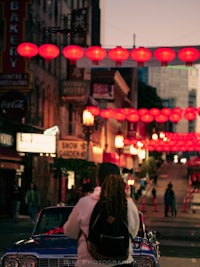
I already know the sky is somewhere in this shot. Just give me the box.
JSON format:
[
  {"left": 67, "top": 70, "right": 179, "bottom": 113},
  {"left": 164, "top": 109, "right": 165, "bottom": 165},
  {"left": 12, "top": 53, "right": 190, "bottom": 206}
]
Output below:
[{"left": 100, "top": 0, "right": 200, "bottom": 48}]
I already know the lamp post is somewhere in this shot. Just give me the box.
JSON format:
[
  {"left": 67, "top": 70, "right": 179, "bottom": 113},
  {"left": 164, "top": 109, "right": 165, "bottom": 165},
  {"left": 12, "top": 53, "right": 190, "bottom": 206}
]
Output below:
[
  {"left": 115, "top": 129, "right": 124, "bottom": 167},
  {"left": 82, "top": 109, "right": 94, "bottom": 161}
]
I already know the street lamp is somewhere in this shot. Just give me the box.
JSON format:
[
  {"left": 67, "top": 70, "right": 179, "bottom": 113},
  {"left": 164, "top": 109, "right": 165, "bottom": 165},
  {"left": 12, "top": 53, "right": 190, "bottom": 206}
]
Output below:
[
  {"left": 115, "top": 129, "right": 124, "bottom": 166},
  {"left": 82, "top": 109, "right": 94, "bottom": 161}
]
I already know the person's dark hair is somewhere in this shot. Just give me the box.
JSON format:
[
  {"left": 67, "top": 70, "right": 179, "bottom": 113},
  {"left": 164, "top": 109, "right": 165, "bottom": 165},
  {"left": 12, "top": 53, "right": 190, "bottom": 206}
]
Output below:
[
  {"left": 98, "top": 162, "right": 120, "bottom": 185},
  {"left": 100, "top": 174, "right": 127, "bottom": 219}
]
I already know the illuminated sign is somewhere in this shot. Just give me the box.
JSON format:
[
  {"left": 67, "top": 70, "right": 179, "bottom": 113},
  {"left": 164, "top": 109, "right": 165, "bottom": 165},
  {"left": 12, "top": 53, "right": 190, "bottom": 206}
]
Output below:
[{"left": 16, "top": 133, "right": 56, "bottom": 153}]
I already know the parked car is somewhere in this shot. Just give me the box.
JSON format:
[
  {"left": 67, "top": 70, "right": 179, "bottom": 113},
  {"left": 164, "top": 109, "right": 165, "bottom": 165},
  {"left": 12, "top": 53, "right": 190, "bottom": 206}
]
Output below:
[{"left": 1, "top": 206, "right": 160, "bottom": 267}]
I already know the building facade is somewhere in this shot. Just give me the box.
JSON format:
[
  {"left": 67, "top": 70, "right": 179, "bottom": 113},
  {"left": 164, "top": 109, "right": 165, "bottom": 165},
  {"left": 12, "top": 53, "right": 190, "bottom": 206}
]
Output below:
[{"left": 0, "top": 0, "right": 135, "bottom": 215}]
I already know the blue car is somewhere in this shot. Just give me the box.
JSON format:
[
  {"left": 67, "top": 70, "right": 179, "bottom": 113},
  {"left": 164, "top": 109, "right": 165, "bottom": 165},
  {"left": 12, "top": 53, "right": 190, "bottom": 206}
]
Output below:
[{"left": 1, "top": 206, "right": 160, "bottom": 267}]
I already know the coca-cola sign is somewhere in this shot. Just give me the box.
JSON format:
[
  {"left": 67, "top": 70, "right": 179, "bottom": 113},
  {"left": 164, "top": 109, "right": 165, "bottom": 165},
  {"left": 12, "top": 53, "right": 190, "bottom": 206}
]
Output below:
[{"left": 0, "top": 90, "right": 28, "bottom": 120}]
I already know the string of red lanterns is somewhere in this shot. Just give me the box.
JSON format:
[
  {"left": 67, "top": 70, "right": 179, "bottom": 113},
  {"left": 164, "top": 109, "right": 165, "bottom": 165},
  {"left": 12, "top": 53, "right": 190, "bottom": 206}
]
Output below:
[
  {"left": 125, "top": 132, "right": 200, "bottom": 152},
  {"left": 86, "top": 106, "right": 200, "bottom": 124},
  {"left": 17, "top": 42, "right": 200, "bottom": 66}
]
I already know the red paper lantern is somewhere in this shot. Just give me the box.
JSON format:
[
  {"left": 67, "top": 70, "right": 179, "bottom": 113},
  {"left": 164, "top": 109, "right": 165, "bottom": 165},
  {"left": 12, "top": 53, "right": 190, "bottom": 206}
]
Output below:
[
  {"left": 86, "top": 106, "right": 100, "bottom": 116},
  {"left": 116, "top": 108, "right": 130, "bottom": 115},
  {"left": 138, "top": 108, "right": 149, "bottom": 116},
  {"left": 184, "top": 111, "right": 196, "bottom": 121},
  {"left": 108, "top": 46, "right": 129, "bottom": 66},
  {"left": 173, "top": 107, "right": 183, "bottom": 115},
  {"left": 155, "top": 114, "right": 168, "bottom": 123},
  {"left": 17, "top": 42, "right": 38, "bottom": 59},
  {"left": 149, "top": 108, "right": 160, "bottom": 116},
  {"left": 85, "top": 46, "right": 106, "bottom": 65},
  {"left": 38, "top": 44, "right": 60, "bottom": 61},
  {"left": 169, "top": 113, "right": 182, "bottom": 123},
  {"left": 113, "top": 110, "right": 126, "bottom": 121},
  {"left": 154, "top": 47, "right": 176, "bottom": 66},
  {"left": 178, "top": 47, "right": 200, "bottom": 66},
  {"left": 140, "top": 114, "right": 154, "bottom": 123},
  {"left": 126, "top": 112, "right": 140, "bottom": 122},
  {"left": 100, "top": 108, "right": 114, "bottom": 120},
  {"left": 184, "top": 106, "right": 196, "bottom": 113},
  {"left": 62, "top": 45, "right": 84, "bottom": 63},
  {"left": 130, "top": 47, "right": 152, "bottom": 67},
  {"left": 161, "top": 107, "right": 172, "bottom": 116}
]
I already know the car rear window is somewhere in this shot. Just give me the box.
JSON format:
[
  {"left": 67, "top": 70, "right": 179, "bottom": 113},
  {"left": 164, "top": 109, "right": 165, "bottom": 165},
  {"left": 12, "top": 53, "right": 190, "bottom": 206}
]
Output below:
[{"left": 33, "top": 207, "right": 73, "bottom": 235}]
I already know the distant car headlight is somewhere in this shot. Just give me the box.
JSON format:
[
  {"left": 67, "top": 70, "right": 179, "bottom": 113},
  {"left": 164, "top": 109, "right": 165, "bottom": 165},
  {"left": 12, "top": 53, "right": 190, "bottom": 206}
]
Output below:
[
  {"left": 22, "top": 256, "right": 37, "bottom": 267},
  {"left": 2, "top": 256, "right": 19, "bottom": 267}
]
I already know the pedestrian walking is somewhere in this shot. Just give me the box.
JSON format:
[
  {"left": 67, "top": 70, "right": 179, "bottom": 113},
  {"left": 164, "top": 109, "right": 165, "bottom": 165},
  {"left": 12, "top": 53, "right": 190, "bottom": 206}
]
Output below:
[
  {"left": 169, "top": 186, "right": 177, "bottom": 216},
  {"left": 151, "top": 187, "right": 157, "bottom": 200},
  {"left": 164, "top": 186, "right": 171, "bottom": 217},
  {"left": 25, "top": 182, "right": 40, "bottom": 223},
  {"left": 63, "top": 162, "right": 140, "bottom": 267},
  {"left": 12, "top": 181, "right": 23, "bottom": 222}
]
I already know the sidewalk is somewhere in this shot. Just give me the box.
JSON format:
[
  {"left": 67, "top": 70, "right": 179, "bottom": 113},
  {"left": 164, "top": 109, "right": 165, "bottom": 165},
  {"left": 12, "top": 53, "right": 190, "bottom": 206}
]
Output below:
[{"left": 135, "top": 162, "right": 200, "bottom": 244}]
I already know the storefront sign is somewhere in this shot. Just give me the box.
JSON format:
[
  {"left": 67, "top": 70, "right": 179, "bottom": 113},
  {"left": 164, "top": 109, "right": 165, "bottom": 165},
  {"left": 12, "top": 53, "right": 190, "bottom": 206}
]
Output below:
[
  {"left": 58, "top": 140, "right": 87, "bottom": 159},
  {"left": 0, "top": 0, "right": 32, "bottom": 92},
  {"left": 0, "top": 132, "right": 14, "bottom": 147},
  {"left": 62, "top": 80, "right": 90, "bottom": 102},
  {"left": 92, "top": 83, "right": 114, "bottom": 100},
  {"left": 0, "top": 90, "right": 28, "bottom": 119},
  {"left": 16, "top": 133, "right": 56, "bottom": 153}
]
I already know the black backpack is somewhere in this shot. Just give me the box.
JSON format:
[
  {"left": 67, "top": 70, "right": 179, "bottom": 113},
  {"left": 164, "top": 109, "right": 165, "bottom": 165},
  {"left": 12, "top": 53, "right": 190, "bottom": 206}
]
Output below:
[{"left": 85, "top": 200, "right": 130, "bottom": 261}]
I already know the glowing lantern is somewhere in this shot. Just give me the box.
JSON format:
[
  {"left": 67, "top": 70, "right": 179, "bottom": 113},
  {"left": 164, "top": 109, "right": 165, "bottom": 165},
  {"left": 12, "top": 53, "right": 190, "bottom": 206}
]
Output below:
[
  {"left": 85, "top": 46, "right": 106, "bottom": 65},
  {"left": 149, "top": 108, "right": 160, "bottom": 116},
  {"left": 140, "top": 114, "right": 154, "bottom": 123},
  {"left": 116, "top": 108, "right": 130, "bottom": 115},
  {"left": 184, "top": 106, "right": 196, "bottom": 113},
  {"left": 100, "top": 108, "right": 114, "bottom": 120},
  {"left": 38, "top": 44, "right": 60, "bottom": 61},
  {"left": 155, "top": 114, "right": 168, "bottom": 123},
  {"left": 178, "top": 47, "right": 200, "bottom": 66},
  {"left": 113, "top": 110, "right": 126, "bottom": 121},
  {"left": 86, "top": 106, "right": 100, "bottom": 116},
  {"left": 161, "top": 107, "right": 172, "bottom": 116},
  {"left": 184, "top": 111, "right": 196, "bottom": 121},
  {"left": 108, "top": 46, "right": 129, "bottom": 66},
  {"left": 126, "top": 112, "right": 140, "bottom": 122},
  {"left": 169, "top": 113, "right": 182, "bottom": 123},
  {"left": 138, "top": 108, "right": 149, "bottom": 116},
  {"left": 173, "top": 107, "right": 183, "bottom": 115},
  {"left": 17, "top": 42, "right": 38, "bottom": 59},
  {"left": 154, "top": 47, "right": 176, "bottom": 66},
  {"left": 130, "top": 47, "right": 152, "bottom": 67},
  {"left": 62, "top": 45, "right": 84, "bottom": 63}
]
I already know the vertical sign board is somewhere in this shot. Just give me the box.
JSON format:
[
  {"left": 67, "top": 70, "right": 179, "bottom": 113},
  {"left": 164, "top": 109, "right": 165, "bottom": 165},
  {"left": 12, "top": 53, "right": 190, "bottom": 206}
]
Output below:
[
  {"left": 0, "top": 0, "right": 32, "bottom": 93},
  {"left": 58, "top": 140, "right": 87, "bottom": 160}
]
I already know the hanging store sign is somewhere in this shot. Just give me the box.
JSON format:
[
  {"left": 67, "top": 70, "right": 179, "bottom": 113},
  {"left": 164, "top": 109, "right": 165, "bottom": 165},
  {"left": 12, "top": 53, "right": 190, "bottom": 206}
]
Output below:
[
  {"left": 61, "top": 80, "right": 90, "bottom": 102},
  {"left": 92, "top": 83, "right": 114, "bottom": 100},
  {"left": 16, "top": 133, "right": 56, "bottom": 153},
  {"left": 0, "top": 0, "right": 32, "bottom": 92},
  {"left": 0, "top": 132, "right": 14, "bottom": 147},
  {"left": 58, "top": 140, "right": 87, "bottom": 159},
  {"left": 71, "top": 8, "right": 87, "bottom": 46}
]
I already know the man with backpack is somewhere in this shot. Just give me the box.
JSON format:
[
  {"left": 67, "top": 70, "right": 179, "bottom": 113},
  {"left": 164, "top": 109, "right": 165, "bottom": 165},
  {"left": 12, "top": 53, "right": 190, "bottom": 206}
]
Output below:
[{"left": 63, "top": 162, "right": 140, "bottom": 267}]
